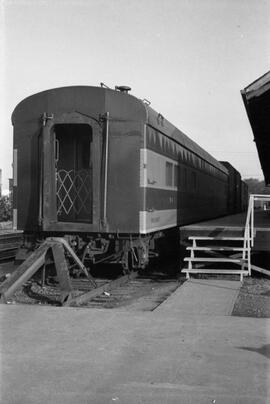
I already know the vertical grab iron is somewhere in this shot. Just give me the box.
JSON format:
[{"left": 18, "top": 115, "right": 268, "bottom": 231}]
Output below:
[{"left": 102, "top": 112, "right": 109, "bottom": 229}]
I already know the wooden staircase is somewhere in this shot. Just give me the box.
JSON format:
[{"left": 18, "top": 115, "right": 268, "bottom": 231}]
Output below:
[
  {"left": 181, "top": 194, "right": 270, "bottom": 281},
  {"left": 182, "top": 236, "right": 249, "bottom": 281}
]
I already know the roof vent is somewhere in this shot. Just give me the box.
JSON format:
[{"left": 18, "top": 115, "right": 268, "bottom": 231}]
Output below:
[{"left": 115, "top": 85, "right": 131, "bottom": 93}]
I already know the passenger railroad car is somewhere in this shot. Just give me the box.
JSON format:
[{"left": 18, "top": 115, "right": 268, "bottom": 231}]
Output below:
[{"left": 12, "top": 86, "right": 240, "bottom": 270}]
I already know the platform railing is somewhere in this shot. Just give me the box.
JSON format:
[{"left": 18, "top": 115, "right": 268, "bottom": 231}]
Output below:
[{"left": 244, "top": 194, "right": 270, "bottom": 275}]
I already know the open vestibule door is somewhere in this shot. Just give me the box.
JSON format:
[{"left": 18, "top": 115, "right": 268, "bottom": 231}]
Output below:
[{"left": 41, "top": 112, "right": 102, "bottom": 232}]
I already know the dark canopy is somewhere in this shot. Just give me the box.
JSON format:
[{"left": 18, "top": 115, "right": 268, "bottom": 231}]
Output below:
[{"left": 241, "top": 71, "right": 270, "bottom": 185}]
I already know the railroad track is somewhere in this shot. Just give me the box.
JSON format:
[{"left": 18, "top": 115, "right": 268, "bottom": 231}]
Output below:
[
  {"left": 74, "top": 272, "right": 181, "bottom": 310},
  {"left": 0, "top": 235, "right": 181, "bottom": 308},
  {"left": 2, "top": 267, "right": 182, "bottom": 310}
]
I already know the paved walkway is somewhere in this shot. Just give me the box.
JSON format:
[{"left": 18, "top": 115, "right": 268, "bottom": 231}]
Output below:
[
  {"left": 0, "top": 281, "right": 269, "bottom": 404},
  {"left": 157, "top": 279, "right": 241, "bottom": 316}
]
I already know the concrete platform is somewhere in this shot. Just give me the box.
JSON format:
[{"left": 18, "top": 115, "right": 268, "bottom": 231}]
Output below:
[
  {"left": 0, "top": 280, "right": 270, "bottom": 404},
  {"left": 180, "top": 210, "right": 270, "bottom": 250},
  {"left": 156, "top": 279, "right": 241, "bottom": 316}
]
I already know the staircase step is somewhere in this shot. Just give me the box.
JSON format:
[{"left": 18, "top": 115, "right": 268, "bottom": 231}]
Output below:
[
  {"left": 186, "top": 246, "right": 245, "bottom": 252},
  {"left": 184, "top": 257, "right": 245, "bottom": 263},
  {"left": 182, "top": 268, "right": 248, "bottom": 274},
  {"left": 182, "top": 268, "right": 248, "bottom": 281},
  {"left": 188, "top": 236, "right": 246, "bottom": 241}
]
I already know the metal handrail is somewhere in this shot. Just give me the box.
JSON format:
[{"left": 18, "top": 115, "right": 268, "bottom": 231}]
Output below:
[{"left": 244, "top": 194, "right": 270, "bottom": 275}]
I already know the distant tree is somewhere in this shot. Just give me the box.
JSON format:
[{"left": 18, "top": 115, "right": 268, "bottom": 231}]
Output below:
[
  {"left": 244, "top": 178, "right": 269, "bottom": 195},
  {"left": 0, "top": 195, "right": 12, "bottom": 222}
]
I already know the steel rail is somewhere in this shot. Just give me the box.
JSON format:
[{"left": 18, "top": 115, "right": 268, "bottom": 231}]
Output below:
[{"left": 65, "top": 270, "right": 139, "bottom": 307}]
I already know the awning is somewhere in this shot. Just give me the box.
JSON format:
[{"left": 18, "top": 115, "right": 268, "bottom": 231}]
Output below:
[{"left": 241, "top": 71, "right": 270, "bottom": 185}]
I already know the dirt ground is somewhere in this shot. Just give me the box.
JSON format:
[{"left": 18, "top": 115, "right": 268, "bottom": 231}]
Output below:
[{"left": 232, "top": 275, "right": 270, "bottom": 318}]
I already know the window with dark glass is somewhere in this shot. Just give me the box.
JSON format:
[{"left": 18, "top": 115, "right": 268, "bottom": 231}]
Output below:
[
  {"left": 174, "top": 165, "right": 178, "bottom": 187},
  {"left": 166, "top": 162, "right": 173, "bottom": 186}
]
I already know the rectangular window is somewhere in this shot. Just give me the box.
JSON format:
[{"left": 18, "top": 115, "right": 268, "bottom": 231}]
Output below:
[
  {"left": 174, "top": 165, "right": 178, "bottom": 187},
  {"left": 166, "top": 162, "right": 173, "bottom": 186}
]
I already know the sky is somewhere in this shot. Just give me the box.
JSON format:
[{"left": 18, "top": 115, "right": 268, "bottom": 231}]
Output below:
[{"left": 0, "top": 0, "right": 269, "bottom": 192}]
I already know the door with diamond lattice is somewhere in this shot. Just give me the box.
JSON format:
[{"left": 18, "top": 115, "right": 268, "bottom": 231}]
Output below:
[
  {"left": 41, "top": 112, "right": 101, "bottom": 232},
  {"left": 54, "top": 123, "right": 93, "bottom": 223}
]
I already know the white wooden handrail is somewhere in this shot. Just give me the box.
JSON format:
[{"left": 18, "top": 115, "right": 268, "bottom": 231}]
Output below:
[{"left": 244, "top": 194, "right": 270, "bottom": 275}]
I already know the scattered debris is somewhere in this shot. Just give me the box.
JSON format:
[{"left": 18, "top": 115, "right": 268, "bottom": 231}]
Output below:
[{"left": 232, "top": 276, "right": 270, "bottom": 318}]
